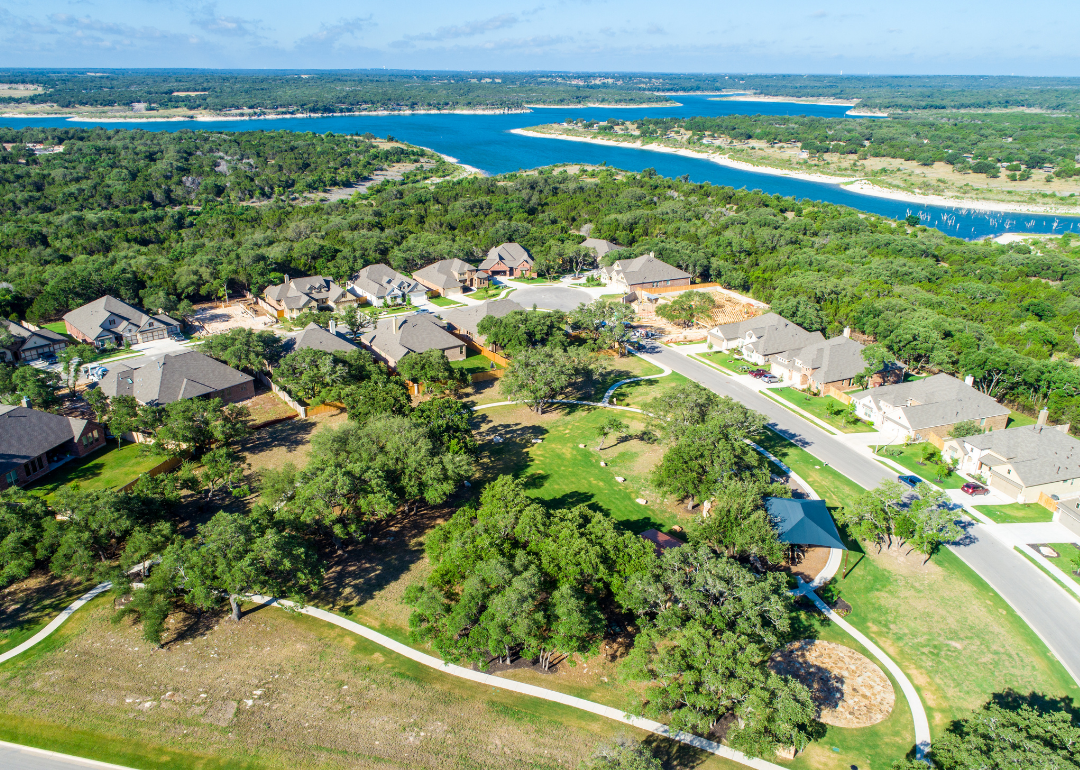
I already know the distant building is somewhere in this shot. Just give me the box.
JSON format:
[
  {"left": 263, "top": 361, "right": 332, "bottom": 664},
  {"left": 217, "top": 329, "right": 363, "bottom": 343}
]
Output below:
[
  {"left": 581, "top": 237, "right": 624, "bottom": 259},
  {"left": 99, "top": 350, "right": 254, "bottom": 406},
  {"left": 944, "top": 423, "right": 1080, "bottom": 504},
  {"left": 0, "top": 318, "right": 67, "bottom": 363},
  {"left": 359, "top": 315, "right": 466, "bottom": 368},
  {"left": 413, "top": 259, "right": 489, "bottom": 297},
  {"left": 707, "top": 313, "right": 824, "bottom": 366},
  {"left": 599, "top": 253, "right": 691, "bottom": 294},
  {"left": 262, "top": 275, "right": 355, "bottom": 319},
  {"left": 0, "top": 405, "right": 106, "bottom": 491},
  {"left": 851, "top": 373, "right": 1009, "bottom": 441},
  {"left": 348, "top": 264, "right": 426, "bottom": 306},
  {"left": 281, "top": 322, "right": 358, "bottom": 356},
  {"left": 64, "top": 296, "right": 180, "bottom": 348},
  {"left": 478, "top": 243, "right": 534, "bottom": 279}
]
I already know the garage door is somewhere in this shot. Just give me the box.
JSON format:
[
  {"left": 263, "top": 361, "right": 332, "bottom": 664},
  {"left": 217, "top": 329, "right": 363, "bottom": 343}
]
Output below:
[
  {"left": 141, "top": 327, "right": 167, "bottom": 342},
  {"left": 989, "top": 471, "right": 1022, "bottom": 499}
]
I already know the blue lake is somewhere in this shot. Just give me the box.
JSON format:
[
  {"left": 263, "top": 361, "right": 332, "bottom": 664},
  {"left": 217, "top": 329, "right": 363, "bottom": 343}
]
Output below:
[{"left": 4, "top": 94, "right": 1078, "bottom": 239}]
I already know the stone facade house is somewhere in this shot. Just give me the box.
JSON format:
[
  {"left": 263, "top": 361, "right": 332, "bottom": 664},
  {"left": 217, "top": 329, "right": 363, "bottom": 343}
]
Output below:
[
  {"left": 0, "top": 405, "right": 106, "bottom": 490},
  {"left": 359, "top": 315, "right": 467, "bottom": 368},
  {"left": 599, "top": 253, "right": 691, "bottom": 293},
  {"left": 64, "top": 296, "right": 180, "bottom": 348},
  {"left": 413, "top": 259, "right": 489, "bottom": 297},
  {"left": 262, "top": 275, "right": 355, "bottom": 319},
  {"left": 478, "top": 243, "right": 534, "bottom": 279},
  {"left": 347, "top": 264, "right": 426, "bottom": 306},
  {"left": 851, "top": 373, "right": 1009, "bottom": 440},
  {"left": 772, "top": 334, "right": 868, "bottom": 394},
  {"left": 438, "top": 298, "right": 526, "bottom": 349},
  {"left": 707, "top": 313, "right": 824, "bottom": 366}
]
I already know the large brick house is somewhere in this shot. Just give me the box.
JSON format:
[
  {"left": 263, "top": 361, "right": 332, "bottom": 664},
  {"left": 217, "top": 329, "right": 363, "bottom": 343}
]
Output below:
[
  {"left": 98, "top": 350, "right": 254, "bottom": 406},
  {"left": 413, "top": 259, "right": 489, "bottom": 297},
  {"left": 478, "top": 243, "right": 534, "bottom": 279},
  {"left": 599, "top": 253, "right": 691, "bottom": 293},
  {"left": 359, "top": 315, "right": 466, "bottom": 369},
  {"left": 0, "top": 405, "right": 106, "bottom": 490},
  {"left": 63, "top": 296, "right": 180, "bottom": 348},
  {"left": 262, "top": 275, "right": 355, "bottom": 319},
  {"left": 851, "top": 373, "right": 1009, "bottom": 441}
]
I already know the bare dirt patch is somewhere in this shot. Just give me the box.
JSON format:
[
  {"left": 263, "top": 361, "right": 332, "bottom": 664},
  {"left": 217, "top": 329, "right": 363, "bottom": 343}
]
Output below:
[
  {"left": 190, "top": 302, "right": 276, "bottom": 335},
  {"left": 239, "top": 389, "right": 297, "bottom": 426},
  {"left": 785, "top": 546, "right": 831, "bottom": 583},
  {"left": 241, "top": 409, "right": 349, "bottom": 476},
  {"left": 0, "top": 571, "right": 89, "bottom": 654},
  {"left": 768, "top": 640, "right": 894, "bottom": 727}
]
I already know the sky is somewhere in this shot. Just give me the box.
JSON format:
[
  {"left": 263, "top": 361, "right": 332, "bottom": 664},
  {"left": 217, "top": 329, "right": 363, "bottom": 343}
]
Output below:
[{"left": 1, "top": 0, "right": 1078, "bottom": 75}]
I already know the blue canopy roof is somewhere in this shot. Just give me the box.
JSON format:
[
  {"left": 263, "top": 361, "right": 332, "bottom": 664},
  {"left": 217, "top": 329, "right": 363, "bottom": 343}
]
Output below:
[{"left": 766, "top": 497, "right": 848, "bottom": 551}]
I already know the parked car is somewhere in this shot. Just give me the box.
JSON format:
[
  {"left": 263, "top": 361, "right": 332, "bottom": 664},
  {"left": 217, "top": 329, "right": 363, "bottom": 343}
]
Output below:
[
  {"left": 898, "top": 474, "right": 924, "bottom": 488},
  {"left": 761, "top": 374, "right": 779, "bottom": 384},
  {"left": 961, "top": 482, "right": 990, "bottom": 496},
  {"left": 749, "top": 369, "right": 769, "bottom": 378}
]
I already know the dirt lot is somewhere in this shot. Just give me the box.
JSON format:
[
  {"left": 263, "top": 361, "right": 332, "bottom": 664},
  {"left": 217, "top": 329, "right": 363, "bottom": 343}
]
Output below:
[
  {"left": 239, "top": 390, "right": 298, "bottom": 426},
  {"left": 0, "top": 600, "right": 644, "bottom": 770},
  {"left": 191, "top": 302, "right": 276, "bottom": 335}
]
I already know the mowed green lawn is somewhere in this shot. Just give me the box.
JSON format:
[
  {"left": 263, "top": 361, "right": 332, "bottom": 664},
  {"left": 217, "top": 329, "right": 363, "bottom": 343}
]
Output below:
[
  {"left": 757, "top": 430, "right": 1080, "bottom": 737},
  {"left": 874, "top": 443, "right": 967, "bottom": 489},
  {"left": 450, "top": 353, "right": 503, "bottom": 376},
  {"left": 973, "top": 502, "right": 1055, "bottom": 524},
  {"left": 28, "top": 442, "right": 165, "bottom": 501},
  {"left": 768, "top": 387, "right": 876, "bottom": 434},
  {"left": 427, "top": 295, "right": 464, "bottom": 307}
]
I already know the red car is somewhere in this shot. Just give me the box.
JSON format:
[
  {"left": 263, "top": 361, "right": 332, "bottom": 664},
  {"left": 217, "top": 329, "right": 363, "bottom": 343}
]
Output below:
[
  {"left": 749, "top": 369, "right": 769, "bottom": 378},
  {"left": 961, "top": 482, "right": 989, "bottom": 496}
]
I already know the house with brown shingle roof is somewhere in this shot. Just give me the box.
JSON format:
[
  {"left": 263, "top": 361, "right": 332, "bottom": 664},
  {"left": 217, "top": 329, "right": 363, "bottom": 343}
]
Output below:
[
  {"left": 262, "top": 275, "right": 355, "bottom": 319},
  {"left": 479, "top": 243, "right": 534, "bottom": 278},
  {"left": 599, "top": 253, "right": 690, "bottom": 293},
  {"left": 413, "top": 259, "right": 489, "bottom": 297}
]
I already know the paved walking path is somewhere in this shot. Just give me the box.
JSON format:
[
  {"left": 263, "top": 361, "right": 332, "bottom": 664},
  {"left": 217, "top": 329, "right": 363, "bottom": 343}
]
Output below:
[
  {"left": 602, "top": 351, "right": 672, "bottom": 404},
  {"left": 0, "top": 582, "right": 112, "bottom": 665}
]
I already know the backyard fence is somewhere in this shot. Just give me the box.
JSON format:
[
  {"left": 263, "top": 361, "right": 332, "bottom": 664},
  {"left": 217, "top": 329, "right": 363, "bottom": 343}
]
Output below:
[
  {"left": 306, "top": 401, "right": 346, "bottom": 417},
  {"left": 1038, "top": 491, "right": 1060, "bottom": 513},
  {"left": 116, "top": 456, "right": 182, "bottom": 493},
  {"left": 257, "top": 373, "right": 306, "bottom": 418}
]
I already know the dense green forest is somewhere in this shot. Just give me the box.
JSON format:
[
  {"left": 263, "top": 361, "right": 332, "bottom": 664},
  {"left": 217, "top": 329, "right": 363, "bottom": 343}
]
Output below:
[
  {"left": 4, "top": 70, "right": 1080, "bottom": 113},
  {"left": 601, "top": 112, "right": 1080, "bottom": 176},
  {"left": 0, "top": 70, "right": 671, "bottom": 112},
  {"left": 2, "top": 127, "right": 1080, "bottom": 422}
]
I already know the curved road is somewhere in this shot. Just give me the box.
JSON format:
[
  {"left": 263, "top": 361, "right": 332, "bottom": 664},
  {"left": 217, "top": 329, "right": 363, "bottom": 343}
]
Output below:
[{"left": 637, "top": 343, "right": 1080, "bottom": 686}]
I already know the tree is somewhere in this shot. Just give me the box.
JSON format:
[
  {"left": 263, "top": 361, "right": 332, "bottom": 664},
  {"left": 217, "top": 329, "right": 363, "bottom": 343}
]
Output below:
[
  {"left": 139, "top": 397, "right": 250, "bottom": 457},
  {"left": 928, "top": 700, "right": 1080, "bottom": 770},
  {"left": 107, "top": 394, "right": 141, "bottom": 448},
  {"left": 199, "top": 328, "right": 283, "bottom": 373},
  {"left": 623, "top": 545, "right": 817, "bottom": 754},
  {"left": 568, "top": 301, "right": 636, "bottom": 353},
  {"left": 341, "top": 374, "right": 412, "bottom": 422},
  {"left": 58, "top": 343, "right": 98, "bottom": 391},
  {"left": 335, "top": 303, "right": 378, "bottom": 335},
  {"left": 0, "top": 365, "right": 60, "bottom": 410},
  {"left": 397, "top": 349, "right": 467, "bottom": 395},
  {"left": 645, "top": 381, "right": 721, "bottom": 441},
  {"left": 582, "top": 738, "right": 662, "bottom": 770},
  {"left": 412, "top": 396, "right": 477, "bottom": 455},
  {"left": 477, "top": 309, "right": 568, "bottom": 354},
  {"left": 899, "top": 484, "right": 962, "bottom": 562},
  {"left": 949, "top": 420, "right": 983, "bottom": 438},
  {"left": 655, "top": 291, "right": 716, "bottom": 329},
  {"left": 596, "top": 415, "right": 628, "bottom": 450},
  {"left": 178, "top": 447, "right": 250, "bottom": 501},
  {"left": 274, "top": 347, "right": 348, "bottom": 403},
  {"left": 502, "top": 347, "right": 605, "bottom": 414},
  {"left": 690, "top": 477, "right": 787, "bottom": 563},
  {"left": 164, "top": 509, "right": 322, "bottom": 621},
  {"left": 0, "top": 489, "right": 51, "bottom": 588},
  {"left": 858, "top": 343, "right": 898, "bottom": 385}
]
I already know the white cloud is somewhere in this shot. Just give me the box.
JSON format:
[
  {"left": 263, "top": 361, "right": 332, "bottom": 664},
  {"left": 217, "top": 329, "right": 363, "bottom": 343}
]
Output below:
[
  {"left": 191, "top": 3, "right": 263, "bottom": 37},
  {"left": 295, "top": 16, "right": 372, "bottom": 48},
  {"left": 405, "top": 13, "right": 518, "bottom": 42}
]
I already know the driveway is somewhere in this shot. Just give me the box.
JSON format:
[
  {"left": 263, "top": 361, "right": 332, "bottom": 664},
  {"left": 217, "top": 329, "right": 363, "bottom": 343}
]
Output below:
[{"left": 637, "top": 342, "right": 1080, "bottom": 685}]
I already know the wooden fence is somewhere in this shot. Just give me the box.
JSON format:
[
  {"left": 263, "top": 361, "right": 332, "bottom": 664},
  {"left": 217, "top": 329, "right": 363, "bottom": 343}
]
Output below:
[
  {"left": 306, "top": 401, "right": 346, "bottom": 417},
  {"left": 257, "top": 373, "right": 307, "bottom": 418},
  {"left": 117, "top": 456, "right": 182, "bottom": 493},
  {"left": 1038, "top": 491, "right": 1060, "bottom": 513}
]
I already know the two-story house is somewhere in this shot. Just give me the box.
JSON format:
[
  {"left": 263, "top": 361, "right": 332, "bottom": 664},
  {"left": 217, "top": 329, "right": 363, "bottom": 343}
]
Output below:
[
  {"left": 707, "top": 312, "right": 824, "bottom": 366},
  {"left": 262, "top": 275, "right": 355, "bottom": 319},
  {"left": 63, "top": 296, "right": 181, "bottom": 348},
  {"left": 413, "top": 259, "right": 489, "bottom": 297},
  {"left": 599, "top": 253, "right": 691, "bottom": 293},
  {"left": 347, "top": 264, "right": 426, "bottom": 306},
  {"left": 478, "top": 243, "right": 534, "bottom": 279}
]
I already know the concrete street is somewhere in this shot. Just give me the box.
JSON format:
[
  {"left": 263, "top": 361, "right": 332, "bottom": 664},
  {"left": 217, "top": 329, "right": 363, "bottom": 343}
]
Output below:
[
  {"left": 0, "top": 741, "right": 136, "bottom": 770},
  {"left": 636, "top": 342, "right": 1080, "bottom": 685}
]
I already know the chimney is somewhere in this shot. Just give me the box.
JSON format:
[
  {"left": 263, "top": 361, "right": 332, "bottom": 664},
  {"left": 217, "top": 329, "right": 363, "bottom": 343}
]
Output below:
[
  {"left": 1057, "top": 423, "right": 1071, "bottom": 434},
  {"left": 842, "top": 326, "right": 851, "bottom": 338},
  {"left": 1038, "top": 408, "right": 1049, "bottom": 426},
  {"left": 964, "top": 375, "right": 974, "bottom": 387},
  {"left": 283, "top": 274, "right": 289, "bottom": 284},
  {"left": 20, "top": 395, "right": 30, "bottom": 408},
  {"left": 328, "top": 318, "right": 337, "bottom": 335}
]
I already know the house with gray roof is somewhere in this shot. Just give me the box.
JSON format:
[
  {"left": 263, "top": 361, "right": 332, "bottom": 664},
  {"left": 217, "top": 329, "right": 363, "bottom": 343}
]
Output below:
[
  {"left": 851, "top": 373, "right": 1009, "bottom": 441},
  {"left": 99, "top": 350, "right": 254, "bottom": 406},
  {"left": 599, "top": 253, "right": 690, "bottom": 294},
  {"left": 478, "top": 243, "right": 534, "bottom": 279},
  {"left": 581, "top": 237, "right": 624, "bottom": 259},
  {"left": 359, "top": 315, "right": 466, "bottom": 368},
  {"left": 0, "top": 405, "right": 105, "bottom": 491},
  {"left": 1, "top": 318, "right": 67, "bottom": 363},
  {"left": 772, "top": 334, "right": 869, "bottom": 394},
  {"left": 413, "top": 259, "right": 489, "bottom": 297},
  {"left": 707, "top": 312, "right": 825, "bottom": 366},
  {"left": 438, "top": 298, "right": 526, "bottom": 347},
  {"left": 282, "top": 322, "right": 358, "bottom": 356},
  {"left": 943, "top": 423, "right": 1080, "bottom": 504},
  {"left": 262, "top": 275, "right": 355, "bottom": 319},
  {"left": 348, "top": 264, "right": 426, "bottom": 306},
  {"left": 63, "top": 296, "right": 180, "bottom": 348}
]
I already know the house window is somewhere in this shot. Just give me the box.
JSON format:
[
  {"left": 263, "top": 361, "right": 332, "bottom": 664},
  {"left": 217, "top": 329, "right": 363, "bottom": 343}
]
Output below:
[{"left": 4, "top": 470, "right": 16, "bottom": 485}]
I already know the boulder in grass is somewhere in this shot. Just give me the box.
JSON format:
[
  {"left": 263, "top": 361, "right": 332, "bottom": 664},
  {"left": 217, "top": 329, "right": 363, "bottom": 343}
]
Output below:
[
  {"left": 579, "top": 444, "right": 586, "bottom": 448},
  {"left": 615, "top": 477, "right": 626, "bottom": 482},
  {"left": 600, "top": 461, "right": 607, "bottom": 467},
  {"left": 636, "top": 498, "right": 648, "bottom": 505}
]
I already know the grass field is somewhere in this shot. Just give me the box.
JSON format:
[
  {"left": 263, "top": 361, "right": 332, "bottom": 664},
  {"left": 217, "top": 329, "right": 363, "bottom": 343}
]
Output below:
[
  {"left": 1006, "top": 409, "right": 1039, "bottom": 428},
  {"left": 873, "top": 443, "right": 967, "bottom": 489},
  {"left": 41, "top": 321, "right": 71, "bottom": 336},
  {"left": 756, "top": 430, "right": 1080, "bottom": 737},
  {"left": 27, "top": 443, "right": 165, "bottom": 501},
  {"left": 972, "top": 502, "right": 1055, "bottom": 524},
  {"left": 426, "top": 296, "right": 464, "bottom": 308},
  {"left": 768, "top": 387, "right": 876, "bottom": 434},
  {"left": 450, "top": 353, "right": 503, "bottom": 376},
  {"left": 0, "top": 572, "right": 90, "bottom": 655},
  {"left": 1046, "top": 543, "right": 1080, "bottom": 587}
]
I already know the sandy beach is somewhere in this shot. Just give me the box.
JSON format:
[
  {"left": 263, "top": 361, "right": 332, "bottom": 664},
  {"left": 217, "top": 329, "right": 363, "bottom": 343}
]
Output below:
[{"left": 511, "top": 128, "right": 1080, "bottom": 216}]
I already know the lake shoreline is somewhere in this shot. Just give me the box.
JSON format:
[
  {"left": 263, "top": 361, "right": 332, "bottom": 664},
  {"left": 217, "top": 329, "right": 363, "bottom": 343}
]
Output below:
[
  {"left": 511, "top": 128, "right": 1080, "bottom": 216},
  {"left": 0, "top": 107, "right": 535, "bottom": 123}
]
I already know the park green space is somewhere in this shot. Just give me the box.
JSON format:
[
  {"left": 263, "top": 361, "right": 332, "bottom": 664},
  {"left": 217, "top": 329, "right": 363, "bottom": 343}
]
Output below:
[
  {"left": 972, "top": 502, "right": 1055, "bottom": 524},
  {"left": 873, "top": 443, "right": 967, "bottom": 489},
  {"left": 767, "top": 387, "right": 876, "bottom": 434},
  {"left": 27, "top": 443, "right": 165, "bottom": 501},
  {"left": 756, "top": 430, "right": 1080, "bottom": 736}
]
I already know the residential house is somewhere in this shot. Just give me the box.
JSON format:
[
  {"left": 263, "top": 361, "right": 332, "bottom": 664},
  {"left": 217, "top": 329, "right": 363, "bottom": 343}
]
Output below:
[
  {"left": 359, "top": 315, "right": 467, "bottom": 368},
  {"left": 281, "top": 322, "right": 358, "bottom": 356},
  {"left": 581, "top": 237, "right": 624, "bottom": 259},
  {"left": 479, "top": 243, "right": 534, "bottom": 279},
  {"left": 771, "top": 333, "right": 874, "bottom": 395},
  {"left": 99, "top": 350, "right": 254, "bottom": 406},
  {"left": 413, "top": 259, "right": 489, "bottom": 297},
  {"left": 599, "top": 253, "right": 691, "bottom": 293},
  {"left": 707, "top": 313, "right": 824, "bottom": 366},
  {"left": 943, "top": 423, "right": 1080, "bottom": 504},
  {"left": 1054, "top": 496, "right": 1080, "bottom": 538},
  {"left": 439, "top": 298, "right": 526, "bottom": 349},
  {"left": 0, "top": 405, "right": 106, "bottom": 491},
  {"left": 64, "top": 296, "right": 180, "bottom": 348},
  {"left": 1, "top": 318, "right": 67, "bottom": 363},
  {"left": 347, "top": 264, "right": 426, "bottom": 306},
  {"left": 262, "top": 275, "right": 355, "bottom": 319},
  {"left": 851, "top": 373, "right": 1009, "bottom": 440}
]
